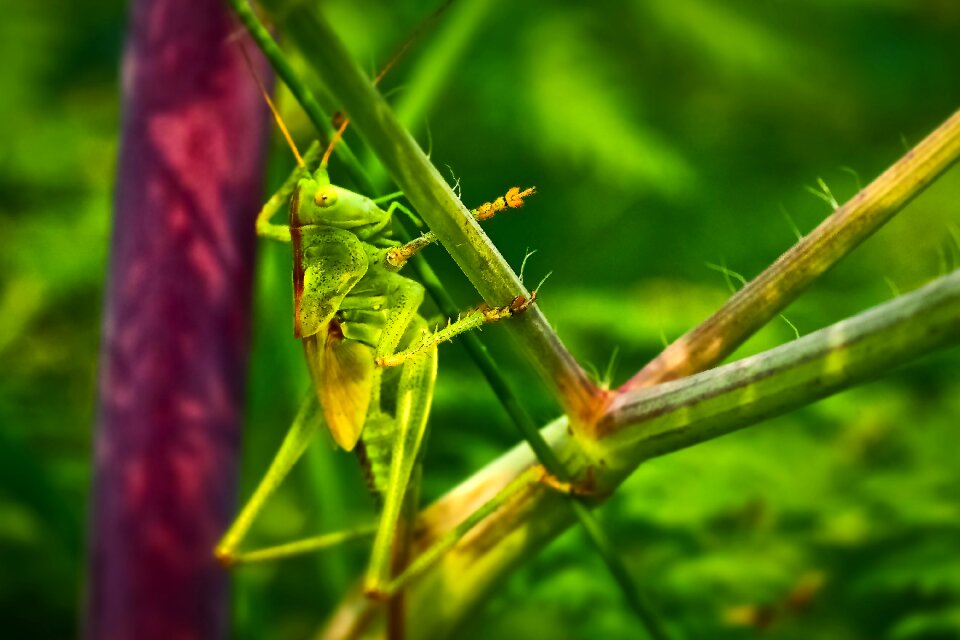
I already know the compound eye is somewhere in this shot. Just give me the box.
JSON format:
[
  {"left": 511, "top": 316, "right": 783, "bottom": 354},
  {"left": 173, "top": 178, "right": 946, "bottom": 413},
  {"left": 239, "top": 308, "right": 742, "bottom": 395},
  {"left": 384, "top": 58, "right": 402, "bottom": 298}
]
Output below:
[{"left": 314, "top": 187, "right": 338, "bottom": 207}]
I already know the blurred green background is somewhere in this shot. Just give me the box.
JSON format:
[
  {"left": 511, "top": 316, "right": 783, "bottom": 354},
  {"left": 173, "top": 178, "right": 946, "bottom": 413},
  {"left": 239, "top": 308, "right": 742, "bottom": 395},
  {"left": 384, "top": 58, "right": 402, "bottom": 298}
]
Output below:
[{"left": 1, "top": 0, "right": 959, "bottom": 638}]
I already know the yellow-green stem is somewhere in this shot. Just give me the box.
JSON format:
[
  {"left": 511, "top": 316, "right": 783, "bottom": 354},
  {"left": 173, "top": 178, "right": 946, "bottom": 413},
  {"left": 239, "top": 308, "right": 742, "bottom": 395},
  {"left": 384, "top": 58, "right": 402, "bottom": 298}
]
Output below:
[{"left": 621, "top": 108, "right": 960, "bottom": 396}]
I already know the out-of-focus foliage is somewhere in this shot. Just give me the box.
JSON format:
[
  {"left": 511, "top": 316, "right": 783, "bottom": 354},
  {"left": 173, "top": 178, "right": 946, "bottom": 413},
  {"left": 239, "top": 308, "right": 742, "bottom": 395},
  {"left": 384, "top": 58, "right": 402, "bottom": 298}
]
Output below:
[
  {"left": 0, "top": 0, "right": 120, "bottom": 636},
  {"left": 1, "top": 0, "right": 958, "bottom": 638}
]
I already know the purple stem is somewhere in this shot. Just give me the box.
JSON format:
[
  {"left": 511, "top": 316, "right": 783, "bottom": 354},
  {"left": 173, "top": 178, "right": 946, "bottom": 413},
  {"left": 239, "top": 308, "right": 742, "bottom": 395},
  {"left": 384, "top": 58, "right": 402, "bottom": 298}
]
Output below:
[{"left": 87, "top": 0, "right": 271, "bottom": 638}]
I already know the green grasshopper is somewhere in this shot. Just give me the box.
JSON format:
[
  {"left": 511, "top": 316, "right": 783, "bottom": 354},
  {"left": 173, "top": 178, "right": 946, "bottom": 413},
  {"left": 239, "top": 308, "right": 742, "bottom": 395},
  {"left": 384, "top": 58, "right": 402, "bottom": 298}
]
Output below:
[{"left": 214, "top": 127, "right": 537, "bottom": 597}]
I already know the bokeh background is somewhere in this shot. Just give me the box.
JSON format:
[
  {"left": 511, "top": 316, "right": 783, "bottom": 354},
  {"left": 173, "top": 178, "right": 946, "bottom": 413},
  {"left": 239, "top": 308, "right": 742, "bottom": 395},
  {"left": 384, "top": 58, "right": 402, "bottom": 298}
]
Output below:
[{"left": 2, "top": 0, "right": 959, "bottom": 638}]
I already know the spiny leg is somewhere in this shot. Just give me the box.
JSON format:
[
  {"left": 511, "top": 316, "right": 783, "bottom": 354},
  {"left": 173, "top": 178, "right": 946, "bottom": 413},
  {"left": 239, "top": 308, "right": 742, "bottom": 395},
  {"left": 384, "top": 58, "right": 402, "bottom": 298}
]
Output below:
[
  {"left": 363, "top": 316, "right": 438, "bottom": 598},
  {"left": 384, "top": 186, "right": 537, "bottom": 268},
  {"left": 223, "top": 525, "right": 377, "bottom": 566},
  {"left": 255, "top": 140, "right": 324, "bottom": 242},
  {"left": 216, "top": 394, "right": 325, "bottom": 565},
  {"left": 376, "top": 291, "right": 537, "bottom": 368},
  {"left": 372, "top": 274, "right": 427, "bottom": 363},
  {"left": 216, "top": 393, "right": 382, "bottom": 567}
]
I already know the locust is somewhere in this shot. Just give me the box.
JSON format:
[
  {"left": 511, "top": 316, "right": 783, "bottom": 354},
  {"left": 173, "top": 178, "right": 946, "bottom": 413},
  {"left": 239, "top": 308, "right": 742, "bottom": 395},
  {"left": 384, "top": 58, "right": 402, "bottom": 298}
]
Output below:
[{"left": 214, "top": 118, "right": 538, "bottom": 597}]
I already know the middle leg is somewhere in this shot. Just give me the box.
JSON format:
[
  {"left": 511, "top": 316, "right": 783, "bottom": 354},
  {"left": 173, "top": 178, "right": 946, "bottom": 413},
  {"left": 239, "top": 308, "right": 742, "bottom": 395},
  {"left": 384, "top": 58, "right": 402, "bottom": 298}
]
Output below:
[{"left": 376, "top": 291, "right": 537, "bottom": 368}]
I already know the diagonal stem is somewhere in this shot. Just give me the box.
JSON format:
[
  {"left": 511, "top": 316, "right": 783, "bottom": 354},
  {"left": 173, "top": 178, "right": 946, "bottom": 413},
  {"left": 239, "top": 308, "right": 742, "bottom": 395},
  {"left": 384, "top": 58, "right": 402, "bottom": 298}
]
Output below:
[
  {"left": 621, "top": 108, "right": 960, "bottom": 396},
  {"left": 599, "top": 269, "right": 960, "bottom": 455},
  {"left": 324, "top": 269, "right": 960, "bottom": 639},
  {"left": 400, "top": 224, "right": 667, "bottom": 636}
]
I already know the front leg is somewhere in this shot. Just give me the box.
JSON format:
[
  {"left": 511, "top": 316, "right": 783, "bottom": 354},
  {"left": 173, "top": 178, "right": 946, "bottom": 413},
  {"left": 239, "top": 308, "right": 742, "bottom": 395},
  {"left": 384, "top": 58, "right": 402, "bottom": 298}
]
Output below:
[
  {"left": 255, "top": 167, "right": 315, "bottom": 243},
  {"left": 256, "top": 179, "right": 296, "bottom": 242},
  {"left": 383, "top": 186, "right": 537, "bottom": 269},
  {"left": 256, "top": 141, "right": 326, "bottom": 242}
]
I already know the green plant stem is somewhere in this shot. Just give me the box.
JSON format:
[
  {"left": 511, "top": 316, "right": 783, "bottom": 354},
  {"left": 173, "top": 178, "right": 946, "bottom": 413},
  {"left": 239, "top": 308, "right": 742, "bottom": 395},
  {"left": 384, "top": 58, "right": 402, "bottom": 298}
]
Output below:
[
  {"left": 597, "top": 269, "right": 960, "bottom": 456},
  {"left": 399, "top": 228, "right": 664, "bottom": 636},
  {"left": 325, "top": 268, "right": 960, "bottom": 639},
  {"left": 568, "top": 498, "right": 669, "bottom": 640},
  {"left": 226, "top": 0, "right": 592, "bottom": 487},
  {"left": 260, "top": 0, "right": 604, "bottom": 424},
  {"left": 227, "top": 0, "right": 552, "bottom": 473},
  {"left": 621, "top": 108, "right": 960, "bottom": 395}
]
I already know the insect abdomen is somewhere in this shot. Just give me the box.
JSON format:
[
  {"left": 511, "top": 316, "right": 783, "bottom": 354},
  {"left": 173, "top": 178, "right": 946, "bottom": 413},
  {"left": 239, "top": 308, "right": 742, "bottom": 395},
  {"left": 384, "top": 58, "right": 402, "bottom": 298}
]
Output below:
[{"left": 356, "top": 413, "right": 398, "bottom": 503}]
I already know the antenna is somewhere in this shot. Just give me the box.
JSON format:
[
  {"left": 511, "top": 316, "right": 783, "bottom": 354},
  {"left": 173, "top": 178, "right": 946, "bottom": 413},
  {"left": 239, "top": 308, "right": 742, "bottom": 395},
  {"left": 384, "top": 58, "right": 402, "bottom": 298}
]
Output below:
[
  {"left": 236, "top": 39, "right": 305, "bottom": 168},
  {"left": 319, "top": 0, "right": 457, "bottom": 167}
]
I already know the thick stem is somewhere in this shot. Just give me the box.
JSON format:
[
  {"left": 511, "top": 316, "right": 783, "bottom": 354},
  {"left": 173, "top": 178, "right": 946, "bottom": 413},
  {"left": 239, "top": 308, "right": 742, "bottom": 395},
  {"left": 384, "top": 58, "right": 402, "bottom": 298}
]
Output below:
[
  {"left": 620, "top": 108, "right": 960, "bottom": 395},
  {"left": 324, "top": 271, "right": 960, "bottom": 638},
  {"left": 86, "top": 1, "right": 271, "bottom": 637},
  {"left": 597, "top": 269, "right": 960, "bottom": 460}
]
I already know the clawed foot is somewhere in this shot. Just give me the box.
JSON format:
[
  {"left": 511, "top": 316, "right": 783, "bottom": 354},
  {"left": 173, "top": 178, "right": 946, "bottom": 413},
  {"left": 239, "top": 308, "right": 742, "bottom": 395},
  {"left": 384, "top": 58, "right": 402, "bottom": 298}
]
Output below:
[
  {"left": 477, "top": 290, "right": 537, "bottom": 323},
  {"left": 534, "top": 465, "right": 607, "bottom": 499}
]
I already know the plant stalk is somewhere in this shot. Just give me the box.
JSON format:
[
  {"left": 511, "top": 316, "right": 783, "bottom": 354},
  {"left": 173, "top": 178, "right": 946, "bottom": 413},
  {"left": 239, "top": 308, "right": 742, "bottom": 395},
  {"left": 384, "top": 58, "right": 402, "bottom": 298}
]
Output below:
[
  {"left": 324, "top": 271, "right": 960, "bottom": 638},
  {"left": 620, "top": 108, "right": 960, "bottom": 396}
]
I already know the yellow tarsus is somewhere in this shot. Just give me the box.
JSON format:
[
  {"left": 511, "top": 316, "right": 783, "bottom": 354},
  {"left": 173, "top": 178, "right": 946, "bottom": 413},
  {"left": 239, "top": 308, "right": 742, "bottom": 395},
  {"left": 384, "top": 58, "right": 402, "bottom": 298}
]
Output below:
[
  {"left": 478, "top": 290, "right": 537, "bottom": 323},
  {"left": 236, "top": 41, "right": 304, "bottom": 167},
  {"left": 473, "top": 186, "right": 537, "bottom": 221},
  {"left": 213, "top": 546, "right": 236, "bottom": 568},
  {"left": 534, "top": 465, "right": 604, "bottom": 498}
]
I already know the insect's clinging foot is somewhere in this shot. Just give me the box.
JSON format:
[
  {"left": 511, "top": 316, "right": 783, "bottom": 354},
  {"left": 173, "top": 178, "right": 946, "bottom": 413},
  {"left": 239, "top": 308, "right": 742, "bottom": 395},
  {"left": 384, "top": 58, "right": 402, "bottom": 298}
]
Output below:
[
  {"left": 473, "top": 186, "right": 537, "bottom": 221},
  {"left": 375, "top": 354, "right": 399, "bottom": 368},
  {"left": 478, "top": 290, "right": 537, "bottom": 323},
  {"left": 385, "top": 245, "right": 416, "bottom": 270},
  {"left": 534, "top": 465, "right": 606, "bottom": 499},
  {"left": 213, "top": 546, "right": 236, "bottom": 568},
  {"left": 362, "top": 582, "right": 391, "bottom": 602}
]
